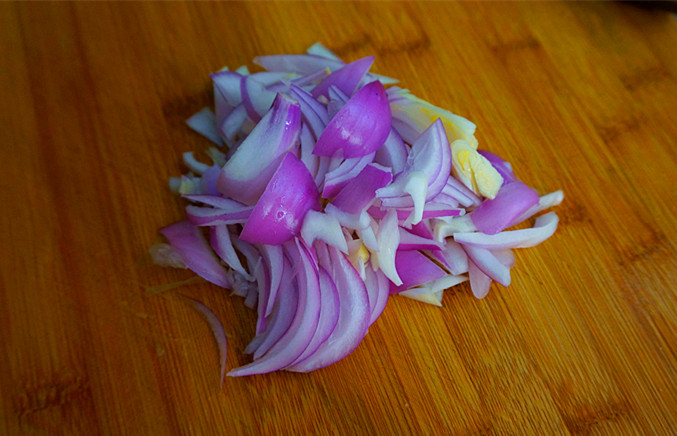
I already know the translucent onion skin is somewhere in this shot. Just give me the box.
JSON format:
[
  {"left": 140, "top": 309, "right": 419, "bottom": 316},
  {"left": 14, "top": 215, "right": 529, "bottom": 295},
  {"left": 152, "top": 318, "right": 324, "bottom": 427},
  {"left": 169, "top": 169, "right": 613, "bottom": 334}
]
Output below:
[{"left": 157, "top": 44, "right": 563, "bottom": 377}]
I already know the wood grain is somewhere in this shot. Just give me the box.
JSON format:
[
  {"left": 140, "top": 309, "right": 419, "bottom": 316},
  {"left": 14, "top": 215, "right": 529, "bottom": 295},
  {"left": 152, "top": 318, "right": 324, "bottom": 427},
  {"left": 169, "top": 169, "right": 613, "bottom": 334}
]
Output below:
[{"left": 1, "top": 1, "right": 676, "bottom": 434}]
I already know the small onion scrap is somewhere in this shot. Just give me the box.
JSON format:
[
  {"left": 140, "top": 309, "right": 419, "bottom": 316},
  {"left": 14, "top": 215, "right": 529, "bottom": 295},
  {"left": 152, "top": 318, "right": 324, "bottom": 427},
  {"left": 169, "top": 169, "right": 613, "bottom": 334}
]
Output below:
[{"left": 155, "top": 43, "right": 563, "bottom": 378}]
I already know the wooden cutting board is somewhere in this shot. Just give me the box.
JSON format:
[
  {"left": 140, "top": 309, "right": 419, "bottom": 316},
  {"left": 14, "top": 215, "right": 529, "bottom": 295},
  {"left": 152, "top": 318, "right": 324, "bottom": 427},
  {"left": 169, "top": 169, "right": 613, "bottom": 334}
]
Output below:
[{"left": 1, "top": 2, "right": 675, "bottom": 434}]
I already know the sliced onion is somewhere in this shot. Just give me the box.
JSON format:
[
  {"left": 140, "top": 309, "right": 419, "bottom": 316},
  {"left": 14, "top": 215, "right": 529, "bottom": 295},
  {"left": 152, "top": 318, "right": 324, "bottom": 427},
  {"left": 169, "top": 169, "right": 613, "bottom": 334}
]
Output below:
[
  {"left": 398, "top": 227, "right": 444, "bottom": 251},
  {"left": 199, "top": 165, "right": 222, "bottom": 196},
  {"left": 210, "top": 225, "right": 252, "bottom": 281},
  {"left": 186, "top": 108, "right": 223, "bottom": 146},
  {"left": 289, "top": 84, "right": 329, "bottom": 140},
  {"left": 322, "top": 152, "right": 376, "bottom": 199},
  {"left": 313, "top": 81, "right": 391, "bottom": 158},
  {"left": 228, "top": 239, "right": 321, "bottom": 376},
  {"left": 211, "top": 70, "right": 243, "bottom": 107},
  {"left": 287, "top": 243, "right": 370, "bottom": 372},
  {"left": 301, "top": 210, "right": 349, "bottom": 254},
  {"left": 158, "top": 47, "right": 564, "bottom": 378},
  {"left": 376, "top": 119, "right": 451, "bottom": 224},
  {"left": 160, "top": 221, "right": 231, "bottom": 289},
  {"left": 311, "top": 56, "right": 374, "bottom": 99},
  {"left": 332, "top": 164, "right": 392, "bottom": 214},
  {"left": 247, "top": 262, "right": 296, "bottom": 358},
  {"left": 185, "top": 298, "right": 227, "bottom": 385},
  {"left": 374, "top": 129, "right": 408, "bottom": 175},
  {"left": 463, "top": 245, "right": 510, "bottom": 287},
  {"left": 470, "top": 181, "right": 539, "bottom": 235},
  {"left": 440, "top": 240, "right": 469, "bottom": 275},
  {"left": 288, "top": 266, "right": 340, "bottom": 365},
  {"left": 260, "top": 244, "right": 284, "bottom": 316},
  {"left": 240, "top": 153, "right": 320, "bottom": 245},
  {"left": 217, "top": 94, "right": 301, "bottom": 205},
  {"left": 391, "top": 250, "right": 446, "bottom": 293},
  {"left": 374, "top": 209, "right": 402, "bottom": 286},
  {"left": 512, "top": 190, "right": 564, "bottom": 225},
  {"left": 185, "top": 204, "right": 252, "bottom": 227},
  {"left": 299, "top": 123, "right": 320, "bottom": 178},
  {"left": 455, "top": 212, "right": 559, "bottom": 250},
  {"left": 240, "top": 76, "right": 276, "bottom": 122},
  {"left": 369, "top": 203, "right": 463, "bottom": 221},
  {"left": 364, "top": 264, "right": 389, "bottom": 326},
  {"left": 468, "top": 260, "right": 492, "bottom": 299}
]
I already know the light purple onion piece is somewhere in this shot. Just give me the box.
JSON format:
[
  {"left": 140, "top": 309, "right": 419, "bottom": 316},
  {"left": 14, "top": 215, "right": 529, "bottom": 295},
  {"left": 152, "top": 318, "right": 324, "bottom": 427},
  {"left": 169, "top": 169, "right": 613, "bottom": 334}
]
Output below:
[
  {"left": 468, "top": 260, "right": 492, "bottom": 299},
  {"left": 228, "top": 239, "right": 321, "bottom": 376},
  {"left": 185, "top": 298, "right": 228, "bottom": 385},
  {"left": 244, "top": 284, "right": 258, "bottom": 309},
  {"left": 390, "top": 115, "right": 422, "bottom": 145},
  {"left": 289, "top": 84, "right": 329, "bottom": 140},
  {"left": 313, "top": 81, "right": 391, "bottom": 158},
  {"left": 409, "top": 221, "right": 434, "bottom": 239},
  {"left": 288, "top": 266, "right": 340, "bottom": 366},
  {"left": 470, "top": 181, "right": 539, "bottom": 235},
  {"left": 456, "top": 212, "right": 559, "bottom": 250},
  {"left": 328, "top": 85, "right": 349, "bottom": 103},
  {"left": 217, "top": 94, "right": 301, "bottom": 205},
  {"left": 213, "top": 84, "right": 232, "bottom": 137},
  {"left": 440, "top": 240, "right": 469, "bottom": 276},
  {"left": 322, "top": 152, "right": 376, "bottom": 199},
  {"left": 199, "top": 165, "right": 221, "bottom": 196},
  {"left": 182, "top": 194, "right": 247, "bottom": 209},
  {"left": 185, "top": 205, "right": 252, "bottom": 227},
  {"left": 220, "top": 104, "right": 248, "bottom": 142},
  {"left": 311, "top": 56, "right": 374, "bottom": 99},
  {"left": 368, "top": 204, "right": 463, "bottom": 221},
  {"left": 260, "top": 244, "right": 284, "bottom": 316},
  {"left": 249, "top": 71, "right": 290, "bottom": 87},
  {"left": 249, "top": 262, "right": 296, "bottom": 358},
  {"left": 299, "top": 123, "right": 319, "bottom": 178},
  {"left": 210, "top": 225, "right": 252, "bottom": 281},
  {"left": 391, "top": 250, "right": 447, "bottom": 294},
  {"left": 463, "top": 245, "right": 511, "bottom": 287},
  {"left": 187, "top": 107, "right": 223, "bottom": 146},
  {"left": 512, "top": 190, "right": 564, "bottom": 226},
  {"left": 211, "top": 70, "right": 243, "bottom": 106},
  {"left": 313, "top": 155, "right": 334, "bottom": 190},
  {"left": 443, "top": 176, "right": 482, "bottom": 207},
  {"left": 398, "top": 228, "right": 444, "bottom": 251},
  {"left": 374, "top": 129, "right": 408, "bottom": 175},
  {"left": 240, "top": 153, "right": 320, "bottom": 245},
  {"left": 364, "top": 265, "right": 389, "bottom": 326},
  {"left": 253, "top": 260, "right": 270, "bottom": 334},
  {"left": 375, "top": 119, "right": 451, "bottom": 224},
  {"left": 240, "top": 77, "right": 276, "bottom": 122},
  {"left": 231, "top": 237, "right": 262, "bottom": 279},
  {"left": 160, "top": 221, "right": 231, "bottom": 289},
  {"left": 332, "top": 164, "right": 392, "bottom": 214},
  {"left": 327, "top": 85, "right": 349, "bottom": 119},
  {"left": 493, "top": 248, "right": 516, "bottom": 268},
  {"left": 287, "top": 243, "right": 370, "bottom": 372}
]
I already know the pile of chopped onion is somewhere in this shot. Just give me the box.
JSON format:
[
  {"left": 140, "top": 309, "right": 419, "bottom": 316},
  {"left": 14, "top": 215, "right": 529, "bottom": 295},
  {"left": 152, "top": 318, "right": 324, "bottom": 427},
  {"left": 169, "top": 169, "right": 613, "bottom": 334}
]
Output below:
[{"left": 153, "top": 43, "right": 563, "bottom": 377}]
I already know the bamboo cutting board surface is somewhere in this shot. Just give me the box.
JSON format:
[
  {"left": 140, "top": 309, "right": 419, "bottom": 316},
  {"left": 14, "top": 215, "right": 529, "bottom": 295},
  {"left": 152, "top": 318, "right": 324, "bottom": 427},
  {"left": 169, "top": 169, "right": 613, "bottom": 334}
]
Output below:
[{"left": 1, "top": 1, "right": 676, "bottom": 434}]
